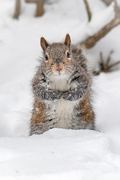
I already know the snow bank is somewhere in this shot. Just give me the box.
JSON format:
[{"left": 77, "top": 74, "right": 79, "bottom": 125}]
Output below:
[{"left": 0, "top": 129, "right": 120, "bottom": 180}]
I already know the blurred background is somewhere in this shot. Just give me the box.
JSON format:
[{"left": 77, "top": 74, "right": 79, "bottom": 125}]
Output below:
[{"left": 0, "top": 0, "right": 120, "bottom": 136}]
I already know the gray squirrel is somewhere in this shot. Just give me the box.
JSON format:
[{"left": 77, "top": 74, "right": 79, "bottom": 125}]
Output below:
[{"left": 30, "top": 34, "right": 95, "bottom": 135}]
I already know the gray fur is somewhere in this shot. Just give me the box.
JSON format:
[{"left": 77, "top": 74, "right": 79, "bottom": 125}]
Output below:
[{"left": 30, "top": 35, "right": 95, "bottom": 135}]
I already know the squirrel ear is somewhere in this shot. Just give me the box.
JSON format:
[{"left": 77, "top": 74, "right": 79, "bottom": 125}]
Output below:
[
  {"left": 40, "top": 37, "right": 49, "bottom": 53},
  {"left": 64, "top": 34, "right": 71, "bottom": 49}
]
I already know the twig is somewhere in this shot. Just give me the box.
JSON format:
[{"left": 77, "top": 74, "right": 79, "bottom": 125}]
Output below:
[
  {"left": 13, "top": 0, "right": 21, "bottom": 19},
  {"left": 93, "top": 51, "right": 120, "bottom": 75},
  {"left": 100, "top": 52, "right": 105, "bottom": 69},
  {"left": 25, "top": 0, "right": 44, "bottom": 17},
  {"left": 101, "top": 0, "right": 113, "bottom": 6},
  {"left": 80, "top": 0, "right": 120, "bottom": 49},
  {"left": 106, "top": 50, "right": 113, "bottom": 66},
  {"left": 83, "top": 0, "right": 92, "bottom": 22},
  {"left": 108, "top": 60, "right": 120, "bottom": 69},
  {"left": 25, "top": 0, "right": 37, "bottom": 3}
]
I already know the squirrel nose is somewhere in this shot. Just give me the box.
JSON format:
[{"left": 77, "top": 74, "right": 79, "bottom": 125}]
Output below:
[{"left": 55, "top": 59, "right": 61, "bottom": 64}]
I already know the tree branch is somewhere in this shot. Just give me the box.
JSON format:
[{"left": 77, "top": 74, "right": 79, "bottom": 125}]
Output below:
[
  {"left": 25, "top": 0, "right": 37, "bottom": 3},
  {"left": 36, "top": 0, "right": 44, "bottom": 17},
  {"left": 25, "top": 0, "right": 44, "bottom": 17},
  {"left": 13, "top": 0, "right": 21, "bottom": 19},
  {"left": 83, "top": 0, "right": 92, "bottom": 22},
  {"left": 101, "top": 0, "right": 113, "bottom": 6},
  {"left": 93, "top": 51, "right": 120, "bottom": 75},
  {"left": 80, "top": 1, "right": 120, "bottom": 49},
  {"left": 108, "top": 60, "right": 120, "bottom": 69}
]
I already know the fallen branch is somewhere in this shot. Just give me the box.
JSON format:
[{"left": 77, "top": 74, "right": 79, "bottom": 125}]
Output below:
[{"left": 80, "top": 0, "right": 120, "bottom": 49}]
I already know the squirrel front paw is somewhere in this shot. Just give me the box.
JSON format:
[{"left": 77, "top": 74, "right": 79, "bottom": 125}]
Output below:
[
  {"left": 43, "top": 90, "right": 62, "bottom": 101},
  {"left": 62, "top": 83, "right": 88, "bottom": 101},
  {"left": 34, "top": 84, "right": 62, "bottom": 101},
  {"left": 62, "top": 90, "right": 79, "bottom": 101}
]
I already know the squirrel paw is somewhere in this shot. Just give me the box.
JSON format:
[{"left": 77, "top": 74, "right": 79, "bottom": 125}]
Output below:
[
  {"left": 44, "top": 90, "right": 62, "bottom": 101},
  {"left": 34, "top": 85, "right": 62, "bottom": 101},
  {"left": 62, "top": 83, "right": 88, "bottom": 101},
  {"left": 62, "top": 90, "right": 80, "bottom": 101}
]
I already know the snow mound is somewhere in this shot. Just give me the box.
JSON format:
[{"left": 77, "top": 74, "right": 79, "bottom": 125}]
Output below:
[{"left": 0, "top": 129, "right": 120, "bottom": 180}]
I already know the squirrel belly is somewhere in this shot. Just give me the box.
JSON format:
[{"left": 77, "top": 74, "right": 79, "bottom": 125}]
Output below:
[
  {"left": 30, "top": 34, "right": 95, "bottom": 135},
  {"left": 30, "top": 93, "right": 94, "bottom": 135}
]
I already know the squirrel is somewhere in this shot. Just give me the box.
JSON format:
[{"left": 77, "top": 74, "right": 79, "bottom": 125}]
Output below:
[{"left": 30, "top": 34, "right": 95, "bottom": 135}]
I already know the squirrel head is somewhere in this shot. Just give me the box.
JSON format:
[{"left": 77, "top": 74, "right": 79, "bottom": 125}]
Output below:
[{"left": 40, "top": 34, "right": 75, "bottom": 76}]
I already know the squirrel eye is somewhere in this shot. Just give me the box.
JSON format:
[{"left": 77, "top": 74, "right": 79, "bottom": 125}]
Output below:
[
  {"left": 67, "top": 52, "right": 70, "bottom": 58},
  {"left": 45, "top": 55, "right": 48, "bottom": 61}
]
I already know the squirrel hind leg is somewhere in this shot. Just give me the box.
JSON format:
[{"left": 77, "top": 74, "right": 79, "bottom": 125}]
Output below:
[
  {"left": 75, "top": 94, "right": 95, "bottom": 130},
  {"left": 30, "top": 122, "right": 48, "bottom": 135},
  {"left": 30, "top": 99, "right": 46, "bottom": 135}
]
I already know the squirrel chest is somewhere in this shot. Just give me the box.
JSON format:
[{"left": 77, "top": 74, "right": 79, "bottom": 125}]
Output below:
[{"left": 45, "top": 74, "right": 79, "bottom": 129}]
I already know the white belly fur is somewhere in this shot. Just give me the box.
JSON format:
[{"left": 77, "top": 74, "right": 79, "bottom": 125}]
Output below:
[
  {"left": 56, "top": 98, "right": 78, "bottom": 128},
  {"left": 45, "top": 98, "right": 79, "bottom": 129},
  {"left": 46, "top": 74, "right": 78, "bottom": 128}
]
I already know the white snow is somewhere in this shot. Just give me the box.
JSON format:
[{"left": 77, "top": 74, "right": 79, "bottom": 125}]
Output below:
[
  {"left": 0, "top": 0, "right": 120, "bottom": 179},
  {"left": 1, "top": 129, "right": 120, "bottom": 180}
]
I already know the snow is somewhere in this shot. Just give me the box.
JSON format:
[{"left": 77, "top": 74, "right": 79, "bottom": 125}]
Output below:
[
  {"left": 0, "top": 0, "right": 120, "bottom": 179},
  {"left": 0, "top": 129, "right": 120, "bottom": 180}
]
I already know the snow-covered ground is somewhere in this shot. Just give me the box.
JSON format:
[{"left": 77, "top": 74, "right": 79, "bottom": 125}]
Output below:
[
  {"left": 0, "top": 0, "right": 120, "bottom": 179},
  {"left": 1, "top": 129, "right": 120, "bottom": 180}
]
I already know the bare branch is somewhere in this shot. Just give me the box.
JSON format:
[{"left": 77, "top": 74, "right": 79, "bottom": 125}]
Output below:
[
  {"left": 25, "top": 0, "right": 37, "bottom": 3},
  {"left": 108, "top": 60, "right": 120, "bottom": 69},
  {"left": 13, "top": 0, "right": 21, "bottom": 19},
  {"left": 80, "top": 18, "right": 120, "bottom": 48},
  {"left": 114, "top": 0, "right": 120, "bottom": 17},
  {"left": 93, "top": 51, "right": 120, "bottom": 75},
  {"left": 101, "top": 0, "right": 113, "bottom": 6},
  {"left": 80, "top": 1, "right": 120, "bottom": 49},
  {"left": 36, "top": 0, "right": 44, "bottom": 17},
  {"left": 100, "top": 52, "right": 105, "bottom": 70},
  {"left": 25, "top": 0, "right": 44, "bottom": 17},
  {"left": 106, "top": 50, "right": 113, "bottom": 65},
  {"left": 83, "top": 0, "right": 92, "bottom": 22}
]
